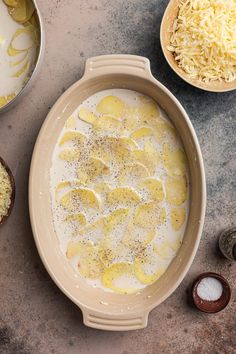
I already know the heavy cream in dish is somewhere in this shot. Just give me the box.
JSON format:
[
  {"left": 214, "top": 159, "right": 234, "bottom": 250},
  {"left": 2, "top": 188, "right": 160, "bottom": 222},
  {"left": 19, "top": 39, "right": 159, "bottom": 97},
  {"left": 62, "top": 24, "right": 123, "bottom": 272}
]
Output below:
[{"left": 50, "top": 89, "right": 189, "bottom": 294}]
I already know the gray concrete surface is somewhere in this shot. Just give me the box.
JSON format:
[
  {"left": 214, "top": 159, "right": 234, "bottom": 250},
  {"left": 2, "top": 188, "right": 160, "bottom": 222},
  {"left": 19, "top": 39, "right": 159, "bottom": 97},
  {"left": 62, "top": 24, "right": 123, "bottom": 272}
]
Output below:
[{"left": 0, "top": 0, "right": 235, "bottom": 353}]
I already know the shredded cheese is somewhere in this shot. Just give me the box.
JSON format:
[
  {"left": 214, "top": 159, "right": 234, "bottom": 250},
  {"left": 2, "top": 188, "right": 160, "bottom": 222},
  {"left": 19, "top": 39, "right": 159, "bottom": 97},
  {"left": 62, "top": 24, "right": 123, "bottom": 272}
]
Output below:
[
  {"left": 168, "top": 0, "right": 236, "bottom": 82},
  {"left": 0, "top": 162, "right": 12, "bottom": 222}
]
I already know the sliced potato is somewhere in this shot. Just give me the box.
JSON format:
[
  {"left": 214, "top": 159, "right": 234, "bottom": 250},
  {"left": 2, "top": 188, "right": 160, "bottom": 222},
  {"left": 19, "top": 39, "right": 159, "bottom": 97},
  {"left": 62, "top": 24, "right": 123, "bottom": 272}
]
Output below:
[
  {"left": 102, "top": 262, "right": 136, "bottom": 294},
  {"left": 77, "top": 157, "right": 110, "bottom": 183},
  {"left": 165, "top": 176, "right": 187, "bottom": 206},
  {"left": 66, "top": 241, "right": 84, "bottom": 259},
  {"left": 144, "top": 140, "right": 159, "bottom": 164},
  {"left": 94, "top": 182, "right": 111, "bottom": 195},
  {"left": 78, "top": 107, "right": 97, "bottom": 124},
  {"left": 154, "top": 242, "right": 175, "bottom": 260},
  {"left": 97, "top": 95, "right": 125, "bottom": 118},
  {"left": 93, "top": 115, "right": 123, "bottom": 132},
  {"left": 107, "top": 187, "right": 141, "bottom": 206},
  {"left": 91, "top": 137, "right": 131, "bottom": 165},
  {"left": 59, "top": 131, "right": 87, "bottom": 146},
  {"left": 138, "top": 178, "right": 165, "bottom": 202},
  {"left": 163, "top": 144, "right": 187, "bottom": 177},
  {"left": 4, "top": 0, "right": 18, "bottom": 6},
  {"left": 118, "top": 137, "right": 139, "bottom": 150},
  {"left": 134, "top": 201, "right": 166, "bottom": 229},
  {"left": 171, "top": 207, "right": 186, "bottom": 230},
  {"left": 8, "top": 0, "right": 35, "bottom": 24},
  {"left": 118, "top": 163, "right": 150, "bottom": 185},
  {"left": 138, "top": 96, "right": 160, "bottom": 122},
  {"left": 79, "top": 250, "right": 105, "bottom": 279},
  {"left": 59, "top": 148, "right": 81, "bottom": 161},
  {"left": 102, "top": 208, "right": 130, "bottom": 235},
  {"left": 60, "top": 188, "right": 101, "bottom": 211},
  {"left": 123, "top": 224, "right": 155, "bottom": 253},
  {"left": 64, "top": 213, "right": 86, "bottom": 226},
  {"left": 65, "top": 116, "right": 75, "bottom": 129},
  {"left": 98, "top": 236, "right": 116, "bottom": 267},
  {"left": 55, "top": 180, "right": 83, "bottom": 194},
  {"left": 134, "top": 254, "right": 165, "bottom": 285},
  {"left": 132, "top": 149, "right": 157, "bottom": 175},
  {"left": 131, "top": 127, "right": 153, "bottom": 141}
]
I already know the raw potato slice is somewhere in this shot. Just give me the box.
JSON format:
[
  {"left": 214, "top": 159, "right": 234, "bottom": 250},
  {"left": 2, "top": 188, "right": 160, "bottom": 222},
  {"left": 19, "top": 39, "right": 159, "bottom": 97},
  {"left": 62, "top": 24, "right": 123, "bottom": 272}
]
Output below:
[
  {"left": 165, "top": 176, "right": 187, "bottom": 206},
  {"left": 64, "top": 213, "right": 86, "bottom": 226},
  {"left": 107, "top": 187, "right": 141, "bottom": 206},
  {"left": 94, "top": 182, "right": 111, "bottom": 194},
  {"left": 91, "top": 137, "right": 131, "bottom": 165},
  {"left": 59, "top": 131, "right": 87, "bottom": 146},
  {"left": 131, "top": 127, "right": 153, "bottom": 141},
  {"left": 117, "top": 137, "right": 138, "bottom": 150},
  {"left": 153, "top": 121, "right": 176, "bottom": 142},
  {"left": 98, "top": 236, "right": 116, "bottom": 267},
  {"left": 102, "top": 262, "right": 136, "bottom": 294},
  {"left": 59, "top": 148, "right": 81, "bottom": 161},
  {"left": 138, "top": 96, "right": 160, "bottom": 122},
  {"left": 123, "top": 225, "right": 155, "bottom": 252},
  {"left": 132, "top": 150, "right": 157, "bottom": 175},
  {"left": 144, "top": 140, "right": 159, "bottom": 164},
  {"left": 118, "top": 163, "right": 150, "bottom": 185},
  {"left": 77, "top": 157, "right": 110, "bottom": 183},
  {"left": 163, "top": 144, "right": 187, "bottom": 177},
  {"left": 139, "top": 178, "right": 165, "bottom": 202},
  {"left": 134, "top": 255, "right": 165, "bottom": 285},
  {"left": 60, "top": 188, "right": 101, "bottom": 211},
  {"left": 66, "top": 241, "right": 84, "bottom": 259},
  {"left": 93, "top": 115, "right": 123, "bottom": 132},
  {"left": 97, "top": 95, "right": 125, "bottom": 118},
  {"left": 102, "top": 208, "right": 130, "bottom": 235},
  {"left": 8, "top": 0, "right": 35, "bottom": 23},
  {"left": 171, "top": 207, "right": 186, "bottom": 231},
  {"left": 154, "top": 242, "right": 175, "bottom": 260},
  {"left": 134, "top": 201, "right": 166, "bottom": 229},
  {"left": 65, "top": 116, "right": 75, "bottom": 129},
  {"left": 78, "top": 107, "right": 97, "bottom": 124},
  {"left": 55, "top": 180, "right": 83, "bottom": 194}
]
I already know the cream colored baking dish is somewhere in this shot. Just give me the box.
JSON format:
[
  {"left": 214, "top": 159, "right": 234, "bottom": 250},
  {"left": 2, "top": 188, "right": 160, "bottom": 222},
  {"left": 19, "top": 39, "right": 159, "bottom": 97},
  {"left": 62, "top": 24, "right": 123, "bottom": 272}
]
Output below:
[{"left": 29, "top": 54, "right": 206, "bottom": 331}]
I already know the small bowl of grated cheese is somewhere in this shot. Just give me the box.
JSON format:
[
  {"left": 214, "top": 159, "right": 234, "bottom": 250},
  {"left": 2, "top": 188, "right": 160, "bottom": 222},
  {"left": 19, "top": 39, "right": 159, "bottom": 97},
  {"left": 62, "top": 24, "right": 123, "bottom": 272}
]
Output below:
[
  {"left": 0, "top": 156, "right": 15, "bottom": 225},
  {"left": 160, "top": 0, "right": 236, "bottom": 92}
]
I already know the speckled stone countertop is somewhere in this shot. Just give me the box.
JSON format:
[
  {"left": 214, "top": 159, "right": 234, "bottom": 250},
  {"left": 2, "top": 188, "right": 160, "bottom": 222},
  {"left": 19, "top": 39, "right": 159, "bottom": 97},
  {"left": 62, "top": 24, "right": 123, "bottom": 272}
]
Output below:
[{"left": 0, "top": 1, "right": 235, "bottom": 353}]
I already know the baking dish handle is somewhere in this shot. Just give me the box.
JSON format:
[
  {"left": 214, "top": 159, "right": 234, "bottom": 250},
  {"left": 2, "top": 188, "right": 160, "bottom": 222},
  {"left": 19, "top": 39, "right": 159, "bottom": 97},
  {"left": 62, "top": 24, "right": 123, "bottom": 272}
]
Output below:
[
  {"left": 83, "top": 54, "right": 153, "bottom": 79},
  {"left": 82, "top": 308, "right": 149, "bottom": 331}
]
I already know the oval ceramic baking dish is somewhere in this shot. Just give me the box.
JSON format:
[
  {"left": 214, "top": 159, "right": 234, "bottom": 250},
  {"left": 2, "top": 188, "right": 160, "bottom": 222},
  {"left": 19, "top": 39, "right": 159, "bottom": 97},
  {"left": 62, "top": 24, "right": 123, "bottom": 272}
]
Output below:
[
  {"left": 29, "top": 54, "right": 206, "bottom": 331},
  {"left": 0, "top": 0, "right": 45, "bottom": 114}
]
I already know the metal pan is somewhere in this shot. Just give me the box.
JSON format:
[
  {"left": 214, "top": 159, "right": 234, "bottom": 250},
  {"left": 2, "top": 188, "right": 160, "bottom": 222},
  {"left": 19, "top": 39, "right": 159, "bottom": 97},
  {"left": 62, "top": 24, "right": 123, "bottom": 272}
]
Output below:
[
  {"left": 29, "top": 54, "right": 206, "bottom": 331},
  {"left": 0, "top": 0, "right": 45, "bottom": 114}
]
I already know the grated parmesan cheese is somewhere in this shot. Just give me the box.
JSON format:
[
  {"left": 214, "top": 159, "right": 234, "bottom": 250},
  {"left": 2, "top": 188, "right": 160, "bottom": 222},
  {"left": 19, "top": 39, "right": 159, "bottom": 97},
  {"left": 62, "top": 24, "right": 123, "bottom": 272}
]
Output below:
[
  {"left": 168, "top": 0, "right": 236, "bottom": 82},
  {"left": 0, "top": 162, "right": 12, "bottom": 222}
]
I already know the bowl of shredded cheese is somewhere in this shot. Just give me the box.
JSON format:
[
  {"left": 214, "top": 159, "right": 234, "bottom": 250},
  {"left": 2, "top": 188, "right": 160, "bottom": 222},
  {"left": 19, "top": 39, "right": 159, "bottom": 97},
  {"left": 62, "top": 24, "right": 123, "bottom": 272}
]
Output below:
[
  {"left": 160, "top": 0, "right": 236, "bottom": 92},
  {"left": 0, "top": 156, "right": 15, "bottom": 225}
]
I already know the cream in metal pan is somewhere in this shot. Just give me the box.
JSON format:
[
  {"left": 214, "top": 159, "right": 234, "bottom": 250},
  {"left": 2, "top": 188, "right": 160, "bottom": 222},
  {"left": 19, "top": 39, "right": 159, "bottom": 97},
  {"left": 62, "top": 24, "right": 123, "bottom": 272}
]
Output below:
[{"left": 50, "top": 89, "right": 189, "bottom": 294}]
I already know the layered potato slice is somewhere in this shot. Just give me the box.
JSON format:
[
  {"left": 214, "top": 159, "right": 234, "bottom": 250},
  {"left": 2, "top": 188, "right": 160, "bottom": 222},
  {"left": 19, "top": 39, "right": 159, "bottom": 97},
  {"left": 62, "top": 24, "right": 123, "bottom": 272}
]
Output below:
[
  {"left": 138, "top": 178, "right": 165, "bottom": 202},
  {"left": 131, "top": 127, "right": 153, "bottom": 141},
  {"left": 131, "top": 149, "right": 157, "bottom": 175},
  {"left": 170, "top": 207, "right": 186, "bottom": 231},
  {"left": 163, "top": 143, "right": 187, "bottom": 177},
  {"left": 66, "top": 240, "right": 105, "bottom": 279},
  {"left": 118, "top": 162, "right": 150, "bottom": 185},
  {"left": 60, "top": 188, "right": 101, "bottom": 211},
  {"left": 134, "top": 250, "right": 166, "bottom": 285},
  {"left": 59, "top": 131, "right": 87, "bottom": 146},
  {"left": 134, "top": 201, "right": 166, "bottom": 229},
  {"left": 77, "top": 157, "right": 110, "bottom": 184},
  {"left": 122, "top": 223, "right": 156, "bottom": 254},
  {"left": 102, "top": 262, "right": 137, "bottom": 294},
  {"left": 97, "top": 95, "right": 125, "bottom": 118},
  {"left": 7, "top": 0, "right": 35, "bottom": 24},
  {"left": 107, "top": 187, "right": 141, "bottom": 207},
  {"left": 59, "top": 148, "right": 81, "bottom": 162},
  {"left": 165, "top": 176, "right": 188, "bottom": 206}
]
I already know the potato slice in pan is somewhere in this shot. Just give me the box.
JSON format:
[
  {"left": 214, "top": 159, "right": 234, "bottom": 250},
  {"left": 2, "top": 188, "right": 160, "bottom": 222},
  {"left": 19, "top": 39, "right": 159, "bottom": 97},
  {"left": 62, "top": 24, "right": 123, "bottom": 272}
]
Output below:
[
  {"left": 78, "top": 107, "right": 97, "bottom": 124},
  {"left": 134, "top": 201, "right": 166, "bottom": 229},
  {"left": 98, "top": 236, "right": 116, "bottom": 267},
  {"left": 163, "top": 144, "right": 187, "bottom": 177},
  {"left": 67, "top": 241, "right": 105, "bottom": 279},
  {"left": 55, "top": 180, "right": 83, "bottom": 194},
  {"left": 107, "top": 187, "right": 141, "bottom": 207},
  {"left": 138, "top": 96, "right": 161, "bottom": 122},
  {"left": 118, "top": 163, "right": 150, "bottom": 185},
  {"left": 60, "top": 188, "right": 101, "bottom": 211},
  {"left": 97, "top": 95, "right": 125, "bottom": 118},
  {"left": 102, "top": 208, "right": 130, "bottom": 235},
  {"left": 91, "top": 137, "right": 131, "bottom": 165},
  {"left": 134, "top": 254, "right": 165, "bottom": 285},
  {"left": 132, "top": 149, "right": 157, "bottom": 175},
  {"left": 171, "top": 207, "right": 186, "bottom": 231},
  {"left": 153, "top": 121, "right": 176, "bottom": 143},
  {"left": 165, "top": 176, "right": 187, "bottom": 206},
  {"left": 118, "top": 137, "right": 138, "bottom": 150},
  {"left": 102, "top": 262, "right": 137, "bottom": 294},
  {"left": 77, "top": 157, "right": 110, "bottom": 183},
  {"left": 59, "top": 131, "right": 87, "bottom": 146},
  {"left": 130, "top": 127, "right": 153, "bottom": 141},
  {"left": 94, "top": 182, "right": 112, "bottom": 195},
  {"left": 153, "top": 242, "right": 176, "bottom": 260},
  {"left": 8, "top": 0, "right": 35, "bottom": 24},
  {"left": 144, "top": 140, "right": 160, "bottom": 164},
  {"left": 59, "top": 148, "right": 81, "bottom": 162},
  {"left": 4, "top": 0, "right": 18, "bottom": 6},
  {"left": 123, "top": 224, "right": 155, "bottom": 253},
  {"left": 65, "top": 116, "right": 76, "bottom": 129},
  {"left": 64, "top": 213, "right": 86, "bottom": 226},
  {"left": 138, "top": 178, "right": 165, "bottom": 202},
  {"left": 93, "top": 115, "right": 123, "bottom": 132}
]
